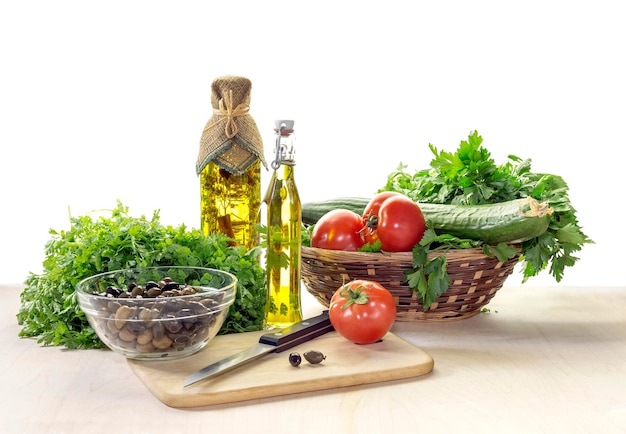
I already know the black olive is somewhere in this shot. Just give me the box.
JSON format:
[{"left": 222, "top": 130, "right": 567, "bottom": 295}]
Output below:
[
  {"left": 162, "top": 281, "right": 181, "bottom": 291},
  {"left": 145, "top": 281, "right": 159, "bottom": 290},
  {"left": 288, "top": 352, "right": 302, "bottom": 367},
  {"left": 105, "top": 286, "right": 122, "bottom": 297},
  {"left": 125, "top": 321, "right": 146, "bottom": 334},
  {"left": 303, "top": 350, "right": 326, "bottom": 364}
]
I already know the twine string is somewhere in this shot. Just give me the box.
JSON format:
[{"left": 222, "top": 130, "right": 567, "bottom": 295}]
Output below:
[{"left": 202, "top": 89, "right": 250, "bottom": 139}]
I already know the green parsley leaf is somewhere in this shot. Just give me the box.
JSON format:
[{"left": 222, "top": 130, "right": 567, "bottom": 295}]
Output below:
[
  {"left": 17, "top": 201, "right": 267, "bottom": 349},
  {"left": 382, "top": 131, "right": 593, "bottom": 309}
]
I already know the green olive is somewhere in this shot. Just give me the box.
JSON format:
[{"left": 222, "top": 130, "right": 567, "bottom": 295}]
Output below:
[{"left": 303, "top": 350, "right": 326, "bottom": 364}]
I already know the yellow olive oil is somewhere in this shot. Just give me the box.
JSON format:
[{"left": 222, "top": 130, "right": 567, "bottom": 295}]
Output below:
[
  {"left": 200, "top": 160, "right": 262, "bottom": 250},
  {"left": 264, "top": 121, "right": 303, "bottom": 329}
]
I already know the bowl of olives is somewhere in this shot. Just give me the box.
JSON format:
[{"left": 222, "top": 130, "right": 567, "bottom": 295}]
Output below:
[{"left": 76, "top": 266, "right": 237, "bottom": 361}]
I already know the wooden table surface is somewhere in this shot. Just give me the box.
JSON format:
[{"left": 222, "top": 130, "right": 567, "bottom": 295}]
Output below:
[{"left": 2, "top": 283, "right": 625, "bottom": 434}]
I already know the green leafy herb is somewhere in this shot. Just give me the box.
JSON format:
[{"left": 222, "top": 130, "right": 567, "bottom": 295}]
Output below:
[
  {"left": 405, "top": 227, "right": 478, "bottom": 309},
  {"left": 17, "top": 201, "right": 267, "bottom": 349},
  {"left": 300, "top": 224, "right": 313, "bottom": 247},
  {"left": 382, "top": 131, "right": 593, "bottom": 309},
  {"left": 358, "top": 239, "right": 382, "bottom": 252}
]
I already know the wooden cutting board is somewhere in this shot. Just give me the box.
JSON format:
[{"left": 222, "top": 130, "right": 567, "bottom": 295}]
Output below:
[{"left": 127, "top": 330, "right": 434, "bottom": 408}]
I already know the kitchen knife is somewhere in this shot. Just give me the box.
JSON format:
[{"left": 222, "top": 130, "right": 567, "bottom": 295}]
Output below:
[{"left": 183, "top": 311, "right": 333, "bottom": 388}]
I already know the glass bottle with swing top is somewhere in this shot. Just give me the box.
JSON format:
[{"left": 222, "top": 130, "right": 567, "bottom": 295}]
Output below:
[{"left": 263, "top": 120, "right": 303, "bottom": 330}]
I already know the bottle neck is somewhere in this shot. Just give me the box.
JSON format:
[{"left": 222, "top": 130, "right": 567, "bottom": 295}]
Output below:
[
  {"left": 273, "top": 163, "right": 295, "bottom": 181},
  {"left": 271, "top": 130, "right": 296, "bottom": 170}
]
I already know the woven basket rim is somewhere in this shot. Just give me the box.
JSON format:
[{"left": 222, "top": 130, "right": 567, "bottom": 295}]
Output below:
[{"left": 301, "top": 245, "right": 516, "bottom": 262}]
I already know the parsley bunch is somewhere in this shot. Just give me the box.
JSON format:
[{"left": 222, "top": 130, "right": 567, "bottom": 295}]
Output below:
[
  {"left": 17, "top": 201, "right": 267, "bottom": 349},
  {"left": 382, "top": 131, "right": 593, "bottom": 309}
]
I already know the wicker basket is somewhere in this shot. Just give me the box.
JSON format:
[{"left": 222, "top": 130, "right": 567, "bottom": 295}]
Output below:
[{"left": 301, "top": 246, "right": 520, "bottom": 322}]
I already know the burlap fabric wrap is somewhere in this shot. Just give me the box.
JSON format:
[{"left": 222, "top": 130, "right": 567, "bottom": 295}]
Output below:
[{"left": 196, "top": 75, "right": 266, "bottom": 175}]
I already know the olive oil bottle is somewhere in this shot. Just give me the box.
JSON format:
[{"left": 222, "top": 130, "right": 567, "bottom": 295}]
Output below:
[
  {"left": 264, "top": 120, "right": 303, "bottom": 330},
  {"left": 196, "top": 75, "right": 265, "bottom": 251}
]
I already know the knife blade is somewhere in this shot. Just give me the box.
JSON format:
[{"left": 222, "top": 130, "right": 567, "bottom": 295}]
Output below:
[{"left": 183, "top": 311, "right": 333, "bottom": 388}]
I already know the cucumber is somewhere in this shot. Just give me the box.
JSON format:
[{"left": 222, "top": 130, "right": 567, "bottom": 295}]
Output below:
[
  {"left": 301, "top": 196, "right": 553, "bottom": 244},
  {"left": 418, "top": 197, "right": 553, "bottom": 244},
  {"left": 302, "top": 197, "right": 370, "bottom": 225}
]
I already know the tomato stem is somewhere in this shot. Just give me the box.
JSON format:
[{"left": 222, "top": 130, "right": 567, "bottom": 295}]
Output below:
[
  {"left": 359, "top": 213, "right": 378, "bottom": 237},
  {"left": 339, "top": 284, "right": 370, "bottom": 309}
]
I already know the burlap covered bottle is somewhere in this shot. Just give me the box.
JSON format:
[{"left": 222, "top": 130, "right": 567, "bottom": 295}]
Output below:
[{"left": 197, "top": 76, "right": 266, "bottom": 250}]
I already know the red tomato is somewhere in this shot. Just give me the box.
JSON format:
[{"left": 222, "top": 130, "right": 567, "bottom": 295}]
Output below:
[
  {"left": 377, "top": 195, "right": 426, "bottom": 251},
  {"left": 311, "top": 209, "right": 365, "bottom": 251},
  {"left": 361, "top": 191, "right": 403, "bottom": 245},
  {"left": 362, "top": 192, "right": 426, "bottom": 252},
  {"left": 329, "top": 280, "right": 396, "bottom": 344},
  {"left": 362, "top": 191, "right": 403, "bottom": 221}
]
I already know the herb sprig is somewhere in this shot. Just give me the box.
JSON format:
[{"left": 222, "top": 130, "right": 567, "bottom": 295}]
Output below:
[
  {"left": 383, "top": 131, "right": 593, "bottom": 309},
  {"left": 17, "top": 201, "right": 267, "bottom": 349}
]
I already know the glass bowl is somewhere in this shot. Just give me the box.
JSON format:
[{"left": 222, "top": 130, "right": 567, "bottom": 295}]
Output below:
[{"left": 76, "top": 266, "right": 237, "bottom": 361}]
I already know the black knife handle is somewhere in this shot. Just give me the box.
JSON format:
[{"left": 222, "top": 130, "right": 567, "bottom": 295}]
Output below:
[{"left": 258, "top": 311, "right": 334, "bottom": 353}]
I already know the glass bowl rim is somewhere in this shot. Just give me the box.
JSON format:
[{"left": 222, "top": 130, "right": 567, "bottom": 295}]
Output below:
[{"left": 75, "top": 266, "right": 238, "bottom": 302}]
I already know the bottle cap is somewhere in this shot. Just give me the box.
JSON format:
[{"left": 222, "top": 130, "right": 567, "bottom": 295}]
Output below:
[
  {"left": 197, "top": 75, "right": 266, "bottom": 175},
  {"left": 274, "top": 120, "right": 295, "bottom": 130}
]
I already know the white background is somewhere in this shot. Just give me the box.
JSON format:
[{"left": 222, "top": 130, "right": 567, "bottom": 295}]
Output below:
[{"left": 1, "top": 1, "right": 623, "bottom": 286}]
